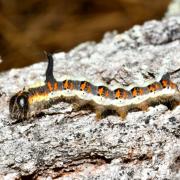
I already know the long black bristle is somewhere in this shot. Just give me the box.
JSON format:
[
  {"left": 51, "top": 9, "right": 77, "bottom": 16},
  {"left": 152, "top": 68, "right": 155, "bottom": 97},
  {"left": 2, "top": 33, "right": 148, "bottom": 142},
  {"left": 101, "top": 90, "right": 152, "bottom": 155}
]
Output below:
[
  {"left": 45, "top": 52, "right": 56, "bottom": 83},
  {"left": 169, "top": 67, "right": 180, "bottom": 75}
]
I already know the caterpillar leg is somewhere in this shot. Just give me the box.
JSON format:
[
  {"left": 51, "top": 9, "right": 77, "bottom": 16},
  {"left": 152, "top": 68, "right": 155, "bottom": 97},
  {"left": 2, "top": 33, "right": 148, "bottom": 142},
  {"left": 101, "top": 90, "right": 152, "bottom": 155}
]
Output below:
[
  {"left": 166, "top": 98, "right": 180, "bottom": 110},
  {"left": 95, "top": 108, "right": 104, "bottom": 121},
  {"left": 117, "top": 107, "right": 128, "bottom": 120},
  {"left": 72, "top": 102, "right": 83, "bottom": 111},
  {"left": 72, "top": 99, "right": 89, "bottom": 111},
  {"left": 137, "top": 101, "right": 149, "bottom": 112}
]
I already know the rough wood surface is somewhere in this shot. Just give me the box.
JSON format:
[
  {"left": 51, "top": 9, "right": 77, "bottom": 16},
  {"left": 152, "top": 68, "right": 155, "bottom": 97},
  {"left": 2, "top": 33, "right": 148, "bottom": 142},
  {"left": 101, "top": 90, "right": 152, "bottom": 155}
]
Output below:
[{"left": 0, "top": 16, "right": 180, "bottom": 179}]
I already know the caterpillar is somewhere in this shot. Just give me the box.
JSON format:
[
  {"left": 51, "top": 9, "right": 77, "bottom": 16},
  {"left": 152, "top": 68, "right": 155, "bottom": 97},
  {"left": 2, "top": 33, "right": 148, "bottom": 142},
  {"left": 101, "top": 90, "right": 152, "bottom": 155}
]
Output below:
[{"left": 9, "top": 53, "right": 180, "bottom": 121}]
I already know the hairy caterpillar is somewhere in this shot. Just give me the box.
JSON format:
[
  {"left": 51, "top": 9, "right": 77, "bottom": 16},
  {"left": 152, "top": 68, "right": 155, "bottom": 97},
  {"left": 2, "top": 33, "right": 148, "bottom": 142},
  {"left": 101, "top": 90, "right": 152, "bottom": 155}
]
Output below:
[{"left": 9, "top": 53, "right": 180, "bottom": 121}]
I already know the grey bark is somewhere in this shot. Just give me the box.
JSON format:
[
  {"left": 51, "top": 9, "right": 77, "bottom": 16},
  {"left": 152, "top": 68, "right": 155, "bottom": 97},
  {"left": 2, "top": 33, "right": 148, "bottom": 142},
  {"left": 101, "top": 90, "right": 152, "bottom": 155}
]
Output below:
[{"left": 0, "top": 16, "right": 180, "bottom": 179}]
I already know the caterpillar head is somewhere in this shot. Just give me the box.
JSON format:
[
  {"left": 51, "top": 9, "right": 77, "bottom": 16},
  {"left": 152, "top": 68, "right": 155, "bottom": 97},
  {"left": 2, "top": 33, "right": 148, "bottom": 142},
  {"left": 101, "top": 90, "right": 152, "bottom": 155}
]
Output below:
[{"left": 9, "top": 91, "right": 30, "bottom": 120}]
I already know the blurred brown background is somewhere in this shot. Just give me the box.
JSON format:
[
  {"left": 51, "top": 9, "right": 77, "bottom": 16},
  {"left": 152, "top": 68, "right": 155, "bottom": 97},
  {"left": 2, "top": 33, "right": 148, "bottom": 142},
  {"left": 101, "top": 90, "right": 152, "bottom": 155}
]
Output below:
[{"left": 0, "top": 0, "right": 170, "bottom": 72}]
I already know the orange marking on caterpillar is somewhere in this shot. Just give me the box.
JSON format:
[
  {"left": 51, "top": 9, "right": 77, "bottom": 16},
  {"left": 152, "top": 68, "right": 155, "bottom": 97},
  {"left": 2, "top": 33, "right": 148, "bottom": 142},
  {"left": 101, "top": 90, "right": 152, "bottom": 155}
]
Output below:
[
  {"left": 54, "top": 82, "right": 58, "bottom": 90},
  {"left": 132, "top": 89, "right": 137, "bottom": 97},
  {"left": 98, "top": 87, "right": 104, "bottom": 96},
  {"left": 47, "top": 82, "right": 53, "bottom": 91},
  {"left": 139, "top": 88, "right": 144, "bottom": 95},
  {"left": 28, "top": 92, "right": 48, "bottom": 105},
  {"left": 115, "top": 89, "right": 121, "bottom": 99},
  {"left": 63, "top": 80, "right": 69, "bottom": 89},
  {"left": 148, "top": 85, "right": 156, "bottom": 92},
  {"left": 87, "top": 85, "right": 92, "bottom": 93},
  {"left": 105, "top": 90, "right": 109, "bottom": 97},
  {"left": 80, "top": 82, "right": 86, "bottom": 91},
  {"left": 161, "top": 80, "right": 168, "bottom": 88}
]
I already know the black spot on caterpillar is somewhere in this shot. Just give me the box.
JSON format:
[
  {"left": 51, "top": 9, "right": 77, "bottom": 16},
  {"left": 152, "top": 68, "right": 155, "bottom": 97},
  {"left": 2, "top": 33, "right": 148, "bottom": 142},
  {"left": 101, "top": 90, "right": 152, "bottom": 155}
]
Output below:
[{"left": 9, "top": 53, "right": 180, "bottom": 121}]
